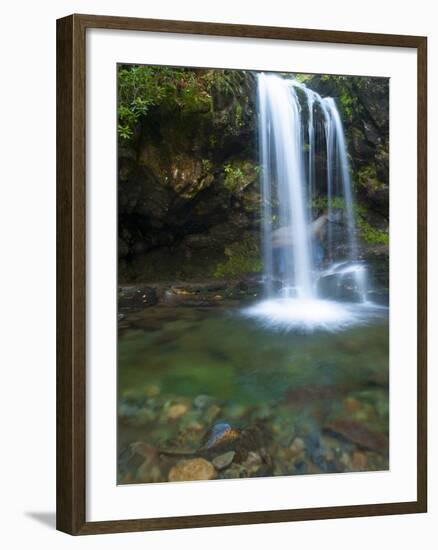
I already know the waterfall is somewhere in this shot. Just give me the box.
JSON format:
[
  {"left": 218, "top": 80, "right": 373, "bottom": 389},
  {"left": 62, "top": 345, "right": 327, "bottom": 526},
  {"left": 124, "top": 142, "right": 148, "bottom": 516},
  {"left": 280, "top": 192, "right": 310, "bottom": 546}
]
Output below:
[
  {"left": 258, "top": 74, "right": 314, "bottom": 300},
  {"left": 323, "top": 98, "right": 358, "bottom": 263},
  {"left": 247, "top": 73, "right": 371, "bottom": 330}
]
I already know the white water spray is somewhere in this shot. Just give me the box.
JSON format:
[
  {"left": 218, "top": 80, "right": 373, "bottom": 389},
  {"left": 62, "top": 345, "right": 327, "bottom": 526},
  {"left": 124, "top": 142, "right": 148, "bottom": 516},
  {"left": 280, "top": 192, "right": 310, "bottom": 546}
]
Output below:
[{"left": 246, "top": 73, "right": 372, "bottom": 331}]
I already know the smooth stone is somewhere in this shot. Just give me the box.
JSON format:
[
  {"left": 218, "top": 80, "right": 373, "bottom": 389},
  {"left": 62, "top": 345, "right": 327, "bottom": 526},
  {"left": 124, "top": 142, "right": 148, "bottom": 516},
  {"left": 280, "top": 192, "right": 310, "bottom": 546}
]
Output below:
[
  {"left": 220, "top": 463, "right": 247, "bottom": 479},
  {"left": 132, "top": 408, "right": 156, "bottom": 425},
  {"left": 343, "top": 397, "right": 361, "bottom": 413},
  {"left": 144, "top": 384, "right": 161, "bottom": 397},
  {"left": 243, "top": 451, "right": 263, "bottom": 475},
  {"left": 118, "top": 402, "right": 139, "bottom": 419},
  {"left": 289, "top": 437, "right": 305, "bottom": 457},
  {"left": 136, "top": 462, "right": 163, "bottom": 484},
  {"left": 130, "top": 441, "right": 157, "bottom": 459},
  {"left": 166, "top": 403, "right": 189, "bottom": 420},
  {"left": 193, "top": 394, "right": 213, "bottom": 409},
  {"left": 168, "top": 458, "right": 216, "bottom": 482},
  {"left": 212, "top": 451, "right": 235, "bottom": 470},
  {"left": 351, "top": 451, "right": 368, "bottom": 471},
  {"left": 325, "top": 418, "right": 389, "bottom": 454},
  {"left": 340, "top": 452, "right": 352, "bottom": 469},
  {"left": 184, "top": 421, "right": 204, "bottom": 433}
]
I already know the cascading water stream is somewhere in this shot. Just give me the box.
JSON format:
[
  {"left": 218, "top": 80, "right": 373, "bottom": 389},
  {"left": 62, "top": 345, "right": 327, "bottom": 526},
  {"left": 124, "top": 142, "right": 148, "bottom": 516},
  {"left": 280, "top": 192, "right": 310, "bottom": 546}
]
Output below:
[
  {"left": 245, "top": 73, "right": 373, "bottom": 331},
  {"left": 323, "top": 98, "right": 359, "bottom": 263},
  {"left": 258, "top": 74, "right": 314, "bottom": 300}
]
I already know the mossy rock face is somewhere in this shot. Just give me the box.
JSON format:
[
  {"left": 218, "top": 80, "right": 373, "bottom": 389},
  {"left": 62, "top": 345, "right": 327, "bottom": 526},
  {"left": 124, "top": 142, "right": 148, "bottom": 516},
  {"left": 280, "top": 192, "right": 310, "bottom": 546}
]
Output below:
[
  {"left": 118, "top": 67, "right": 389, "bottom": 285},
  {"left": 126, "top": 231, "right": 262, "bottom": 283},
  {"left": 223, "top": 161, "right": 259, "bottom": 192},
  {"left": 212, "top": 232, "right": 262, "bottom": 279},
  {"left": 306, "top": 74, "right": 389, "bottom": 222},
  {"left": 118, "top": 66, "right": 261, "bottom": 281}
]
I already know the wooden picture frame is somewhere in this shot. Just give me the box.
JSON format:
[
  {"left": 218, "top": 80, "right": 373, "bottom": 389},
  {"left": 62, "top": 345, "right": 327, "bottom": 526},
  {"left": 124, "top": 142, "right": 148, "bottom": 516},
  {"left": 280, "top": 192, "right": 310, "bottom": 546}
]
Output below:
[{"left": 56, "top": 13, "right": 427, "bottom": 535}]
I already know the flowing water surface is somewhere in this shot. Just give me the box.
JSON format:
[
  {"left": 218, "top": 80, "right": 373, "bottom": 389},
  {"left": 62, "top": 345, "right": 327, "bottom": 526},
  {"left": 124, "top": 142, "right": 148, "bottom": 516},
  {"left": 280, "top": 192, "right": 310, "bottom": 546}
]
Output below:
[{"left": 118, "top": 302, "right": 389, "bottom": 483}]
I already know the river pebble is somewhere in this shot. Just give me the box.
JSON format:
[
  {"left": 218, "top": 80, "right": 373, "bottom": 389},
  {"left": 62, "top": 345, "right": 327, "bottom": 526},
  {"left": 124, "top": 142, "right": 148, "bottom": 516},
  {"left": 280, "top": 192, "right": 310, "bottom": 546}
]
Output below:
[
  {"left": 144, "top": 384, "right": 161, "bottom": 397},
  {"left": 289, "top": 437, "right": 305, "bottom": 457},
  {"left": 166, "top": 403, "right": 189, "bottom": 420},
  {"left": 193, "top": 394, "right": 213, "bottom": 409},
  {"left": 168, "top": 458, "right": 216, "bottom": 482},
  {"left": 351, "top": 451, "right": 368, "bottom": 471},
  {"left": 212, "top": 451, "right": 235, "bottom": 470}
]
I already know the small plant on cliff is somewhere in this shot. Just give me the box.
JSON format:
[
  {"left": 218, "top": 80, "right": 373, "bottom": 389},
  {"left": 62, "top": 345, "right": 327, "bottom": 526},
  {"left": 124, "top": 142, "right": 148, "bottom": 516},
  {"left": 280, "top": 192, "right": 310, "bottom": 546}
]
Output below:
[
  {"left": 118, "top": 65, "right": 213, "bottom": 141},
  {"left": 356, "top": 164, "right": 386, "bottom": 193},
  {"left": 223, "top": 163, "right": 245, "bottom": 191},
  {"left": 356, "top": 216, "right": 389, "bottom": 245},
  {"left": 223, "top": 161, "right": 257, "bottom": 193}
]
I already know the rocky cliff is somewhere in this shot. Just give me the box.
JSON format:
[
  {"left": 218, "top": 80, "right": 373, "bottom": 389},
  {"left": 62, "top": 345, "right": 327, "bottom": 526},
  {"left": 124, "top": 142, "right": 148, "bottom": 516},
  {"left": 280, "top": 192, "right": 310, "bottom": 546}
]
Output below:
[{"left": 117, "top": 66, "right": 389, "bottom": 286}]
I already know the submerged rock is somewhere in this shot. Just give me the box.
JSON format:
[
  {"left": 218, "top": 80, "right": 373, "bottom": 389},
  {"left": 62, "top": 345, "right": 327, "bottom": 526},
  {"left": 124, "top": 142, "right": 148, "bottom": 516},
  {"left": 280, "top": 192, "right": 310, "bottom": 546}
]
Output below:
[
  {"left": 166, "top": 403, "right": 189, "bottom": 420},
  {"left": 289, "top": 437, "right": 305, "bottom": 458},
  {"left": 118, "top": 441, "right": 161, "bottom": 484},
  {"left": 220, "top": 463, "right": 248, "bottom": 479},
  {"left": 351, "top": 451, "right": 368, "bottom": 471},
  {"left": 193, "top": 394, "right": 214, "bottom": 409},
  {"left": 136, "top": 462, "right": 164, "bottom": 484},
  {"left": 324, "top": 418, "right": 389, "bottom": 455},
  {"left": 119, "top": 286, "right": 158, "bottom": 310},
  {"left": 242, "top": 451, "right": 263, "bottom": 472},
  {"left": 285, "top": 384, "right": 342, "bottom": 405},
  {"left": 168, "top": 458, "right": 216, "bottom": 482},
  {"left": 131, "top": 407, "right": 156, "bottom": 426},
  {"left": 212, "top": 451, "right": 235, "bottom": 470},
  {"left": 144, "top": 384, "right": 161, "bottom": 397}
]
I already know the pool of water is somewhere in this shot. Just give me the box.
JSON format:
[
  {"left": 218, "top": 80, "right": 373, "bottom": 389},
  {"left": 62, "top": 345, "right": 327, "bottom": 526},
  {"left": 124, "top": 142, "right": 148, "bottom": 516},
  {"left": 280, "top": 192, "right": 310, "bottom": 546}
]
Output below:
[{"left": 118, "top": 302, "right": 389, "bottom": 483}]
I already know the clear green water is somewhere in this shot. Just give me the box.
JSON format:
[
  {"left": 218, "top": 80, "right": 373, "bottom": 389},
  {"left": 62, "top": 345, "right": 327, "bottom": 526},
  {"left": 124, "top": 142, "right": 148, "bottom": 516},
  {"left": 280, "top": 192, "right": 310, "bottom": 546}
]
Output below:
[
  {"left": 118, "top": 303, "right": 389, "bottom": 482},
  {"left": 119, "top": 307, "right": 389, "bottom": 404}
]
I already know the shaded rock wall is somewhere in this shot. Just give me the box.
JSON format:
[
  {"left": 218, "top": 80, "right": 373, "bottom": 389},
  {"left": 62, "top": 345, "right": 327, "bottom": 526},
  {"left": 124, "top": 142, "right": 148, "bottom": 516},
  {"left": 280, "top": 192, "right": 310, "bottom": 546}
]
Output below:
[
  {"left": 118, "top": 68, "right": 389, "bottom": 284},
  {"left": 118, "top": 69, "right": 262, "bottom": 281}
]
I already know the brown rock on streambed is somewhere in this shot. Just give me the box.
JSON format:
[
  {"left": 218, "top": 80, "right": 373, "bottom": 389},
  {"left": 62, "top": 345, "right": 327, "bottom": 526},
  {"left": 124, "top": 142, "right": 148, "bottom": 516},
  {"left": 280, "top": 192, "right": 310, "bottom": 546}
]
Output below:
[
  {"left": 289, "top": 437, "right": 306, "bottom": 458},
  {"left": 324, "top": 418, "right": 389, "bottom": 454},
  {"left": 351, "top": 451, "right": 368, "bottom": 471},
  {"left": 285, "top": 384, "right": 344, "bottom": 405},
  {"left": 168, "top": 458, "right": 216, "bottom": 482}
]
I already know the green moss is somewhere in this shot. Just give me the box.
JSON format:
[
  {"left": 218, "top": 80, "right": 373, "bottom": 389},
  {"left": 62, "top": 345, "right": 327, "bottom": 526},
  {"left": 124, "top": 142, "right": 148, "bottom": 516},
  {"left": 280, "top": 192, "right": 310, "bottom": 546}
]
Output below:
[
  {"left": 117, "top": 65, "right": 215, "bottom": 141},
  {"left": 357, "top": 165, "right": 386, "bottom": 193},
  {"left": 201, "top": 159, "right": 213, "bottom": 172},
  {"left": 356, "top": 217, "right": 389, "bottom": 245},
  {"left": 235, "top": 103, "right": 243, "bottom": 127},
  {"left": 293, "top": 74, "right": 312, "bottom": 84},
  {"left": 312, "top": 196, "right": 346, "bottom": 211},
  {"left": 213, "top": 237, "right": 262, "bottom": 278},
  {"left": 223, "top": 161, "right": 257, "bottom": 192},
  {"left": 311, "top": 197, "right": 388, "bottom": 246}
]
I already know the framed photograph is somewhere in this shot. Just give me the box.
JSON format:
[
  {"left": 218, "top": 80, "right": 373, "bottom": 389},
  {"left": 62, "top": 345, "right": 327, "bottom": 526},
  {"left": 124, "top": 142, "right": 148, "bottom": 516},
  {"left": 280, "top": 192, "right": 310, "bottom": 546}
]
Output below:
[{"left": 56, "top": 14, "right": 427, "bottom": 535}]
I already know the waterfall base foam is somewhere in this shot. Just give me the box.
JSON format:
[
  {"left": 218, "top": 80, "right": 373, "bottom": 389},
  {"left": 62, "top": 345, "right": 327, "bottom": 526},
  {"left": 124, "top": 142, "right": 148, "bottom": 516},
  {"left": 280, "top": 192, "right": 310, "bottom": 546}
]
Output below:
[{"left": 243, "top": 298, "right": 384, "bottom": 332}]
